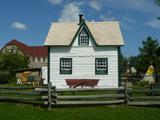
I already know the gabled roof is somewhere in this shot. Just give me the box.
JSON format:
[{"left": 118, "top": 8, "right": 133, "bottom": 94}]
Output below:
[
  {"left": 44, "top": 20, "right": 124, "bottom": 46},
  {"left": 2, "top": 39, "right": 48, "bottom": 58}
]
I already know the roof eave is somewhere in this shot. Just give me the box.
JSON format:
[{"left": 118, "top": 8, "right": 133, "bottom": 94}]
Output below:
[{"left": 44, "top": 44, "right": 124, "bottom": 47}]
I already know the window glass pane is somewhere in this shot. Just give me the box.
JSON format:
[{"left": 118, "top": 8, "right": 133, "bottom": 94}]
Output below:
[
  {"left": 79, "top": 29, "right": 89, "bottom": 46},
  {"left": 60, "top": 58, "right": 72, "bottom": 74},
  {"left": 95, "top": 58, "right": 108, "bottom": 75}
]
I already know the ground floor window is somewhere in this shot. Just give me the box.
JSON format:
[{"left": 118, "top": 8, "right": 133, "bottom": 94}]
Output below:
[
  {"left": 60, "top": 58, "right": 72, "bottom": 74},
  {"left": 95, "top": 58, "right": 108, "bottom": 75}
]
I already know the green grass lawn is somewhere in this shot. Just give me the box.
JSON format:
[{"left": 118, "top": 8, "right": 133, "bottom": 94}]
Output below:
[{"left": 0, "top": 102, "right": 160, "bottom": 120}]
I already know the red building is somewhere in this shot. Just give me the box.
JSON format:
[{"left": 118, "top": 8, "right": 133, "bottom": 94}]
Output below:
[{"left": 1, "top": 39, "right": 48, "bottom": 68}]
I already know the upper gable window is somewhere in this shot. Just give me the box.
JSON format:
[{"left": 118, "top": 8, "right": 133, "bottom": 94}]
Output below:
[{"left": 78, "top": 29, "right": 89, "bottom": 46}]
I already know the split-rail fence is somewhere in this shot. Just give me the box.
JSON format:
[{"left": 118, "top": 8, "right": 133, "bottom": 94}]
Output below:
[{"left": 1, "top": 82, "right": 160, "bottom": 109}]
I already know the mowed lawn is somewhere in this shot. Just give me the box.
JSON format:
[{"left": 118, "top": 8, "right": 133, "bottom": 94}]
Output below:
[{"left": 0, "top": 103, "right": 160, "bottom": 120}]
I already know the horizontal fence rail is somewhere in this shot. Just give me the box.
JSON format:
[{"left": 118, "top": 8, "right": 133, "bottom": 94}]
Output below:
[
  {"left": 0, "top": 86, "right": 35, "bottom": 89},
  {"left": 57, "top": 94, "right": 125, "bottom": 100},
  {"left": 0, "top": 91, "right": 42, "bottom": 95},
  {"left": 0, "top": 96, "right": 42, "bottom": 101},
  {"left": 128, "top": 86, "right": 160, "bottom": 106},
  {"left": 42, "top": 94, "right": 124, "bottom": 99},
  {"left": 56, "top": 88, "right": 125, "bottom": 92},
  {"left": 44, "top": 100, "right": 125, "bottom": 106},
  {"left": 128, "top": 102, "right": 160, "bottom": 106},
  {"left": 0, "top": 86, "right": 45, "bottom": 105}
]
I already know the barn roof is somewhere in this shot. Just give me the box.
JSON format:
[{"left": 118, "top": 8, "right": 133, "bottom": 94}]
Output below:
[
  {"left": 44, "top": 20, "right": 124, "bottom": 46},
  {"left": 2, "top": 39, "right": 48, "bottom": 58}
]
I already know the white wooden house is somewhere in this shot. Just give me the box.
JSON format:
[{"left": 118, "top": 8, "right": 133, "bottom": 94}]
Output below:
[{"left": 44, "top": 15, "right": 124, "bottom": 88}]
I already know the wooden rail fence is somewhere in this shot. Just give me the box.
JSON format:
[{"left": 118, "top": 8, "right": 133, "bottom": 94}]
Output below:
[
  {"left": 0, "top": 86, "right": 45, "bottom": 104},
  {"left": 35, "top": 82, "right": 129, "bottom": 109},
  {"left": 128, "top": 87, "right": 160, "bottom": 106},
  {"left": 1, "top": 82, "right": 160, "bottom": 109}
]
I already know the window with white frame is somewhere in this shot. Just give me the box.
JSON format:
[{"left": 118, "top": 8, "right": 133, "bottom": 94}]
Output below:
[
  {"left": 60, "top": 58, "right": 72, "bottom": 74},
  {"left": 95, "top": 58, "right": 108, "bottom": 75},
  {"left": 78, "top": 29, "right": 89, "bottom": 46}
]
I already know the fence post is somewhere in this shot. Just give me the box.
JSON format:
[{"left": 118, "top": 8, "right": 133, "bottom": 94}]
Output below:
[
  {"left": 124, "top": 81, "right": 128, "bottom": 106},
  {"left": 52, "top": 86, "right": 57, "bottom": 106},
  {"left": 48, "top": 82, "right": 52, "bottom": 110}
]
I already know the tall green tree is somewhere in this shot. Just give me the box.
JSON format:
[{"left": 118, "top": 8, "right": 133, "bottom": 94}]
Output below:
[
  {"left": 156, "top": 47, "right": 160, "bottom": 57},
  {"left": 129, "top": 37, "right": 159, "bottom": 74},
  {"left": 120, "top": 52, "right": 128, "bottom": 74},
  {"left": 155, "top": 0, "right": 160, "bottom": 19},
  {"left": 139, "top": 36, "right": 159, "bottom": 63},
  {"left": 155, "top": 0, "right": 160, "bottom": 6},
  {"left": 0, "top": 52, "right": 29, "bottom": 82}
]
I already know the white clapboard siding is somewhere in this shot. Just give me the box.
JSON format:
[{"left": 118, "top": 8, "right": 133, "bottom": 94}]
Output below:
[{"left": 49, "top": 36, "right": 118, "bottom": 88}]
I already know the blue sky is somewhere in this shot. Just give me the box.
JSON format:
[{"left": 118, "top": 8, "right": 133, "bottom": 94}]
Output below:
[{"left": 0, "top": 0, "right": 160, "bottom": 57}]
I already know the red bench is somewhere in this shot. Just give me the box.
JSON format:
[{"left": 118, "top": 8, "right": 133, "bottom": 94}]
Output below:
[{"left": 65, "top": 79, "right": 99, "bottom": 88}]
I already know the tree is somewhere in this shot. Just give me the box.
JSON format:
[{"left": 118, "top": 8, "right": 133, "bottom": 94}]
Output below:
[
  {"left": 139, "top": 36, "right": 159, "bottom": 64},
  {"left": 120, "top": 52, "right": 128, "bottom": 74},
  {"left": 0, "top": 52, "right": 29, "bottom": 83},
  {"left": 155, "top": 0, "right": 160, "bottom": 19},
  {"left": 156, "top": 47, "right": 160, "bottom": 57},
  {"left": 155, "top": 47, "right": 160, "bottom": 73},
  {"left": 155, "top": 0, "right": 160, "bottom": 6},
  {"left": 129, "top": 37, "right": 159, "bottom": 74},
  {"left": 128, "top": 56, "right": 140, "bottom": 72}
]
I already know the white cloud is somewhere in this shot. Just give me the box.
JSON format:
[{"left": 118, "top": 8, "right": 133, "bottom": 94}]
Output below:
[
  {"left": 100, "top": 15, "right": 116, "bottom": 21},
  {"left": 11, "top": 22, "right": 27, "bottom": 30},
  {"left": 59, "top": 3, "right": 82, "bottom": 22},
  {"left": 119, "top": 17, "right": 135, "bottom": 30},
  {"left": 89, "top": 0, "right": 102, "bottom": 10},
  {"left": 103, "top": 0, "right": 159, "bottom": 14},
  {"left": 99, "top": 11, "right": 116, "bottom": 21},
  {"left": 147, "top": 20, "right": 160, "bottom": 29},
  {"left": 91, "top": 20, "right": 95, "bottom": 22},
  {"left": 48, "top": 0, "right": 62, "bottom": 5}
]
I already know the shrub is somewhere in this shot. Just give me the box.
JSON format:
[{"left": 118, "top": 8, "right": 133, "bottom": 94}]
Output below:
[
  {"left": 132, "top": 80, "right": 150, "bottom": 88},
  {"left": 9, "top": 76, "right": 17, "bottom": 84},
  {"left": 0, "top": 71, "right": 10, "bottom": 84},
  {"left": 138, "top": 80, "right": 150, "bottom": 87}
]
